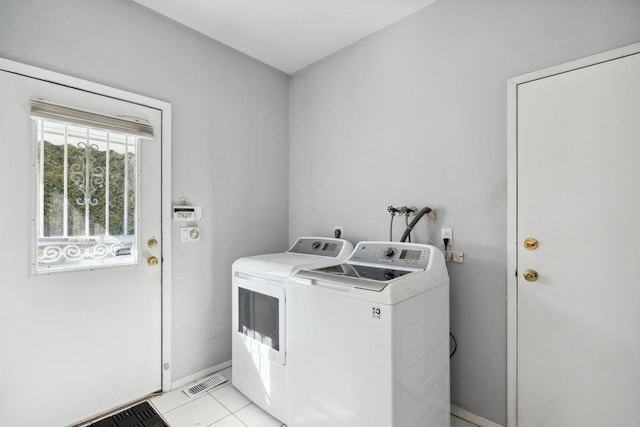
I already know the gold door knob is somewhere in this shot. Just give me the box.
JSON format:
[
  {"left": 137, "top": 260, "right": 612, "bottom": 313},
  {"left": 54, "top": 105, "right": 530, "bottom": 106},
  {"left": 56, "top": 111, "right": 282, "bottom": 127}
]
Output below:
[
  {"left": 147, "top": 256, "right": 159, "bottom": 266},
  {"left": 148, "top": 238, "right": 158, "bottom": 248},
  {"left": 523, "top": 269, "right": 538, "bottom": 282},
  {"left": 524, "top": 238, "right": 538, "bottom": 250}
]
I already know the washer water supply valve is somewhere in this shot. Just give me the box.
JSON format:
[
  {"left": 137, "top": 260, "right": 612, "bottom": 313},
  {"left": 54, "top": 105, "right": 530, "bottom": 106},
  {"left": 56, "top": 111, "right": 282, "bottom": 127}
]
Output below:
[
  {"left": 387, "top": 205, "right": 420, "bottom": 241},
  {"left": 386, "top": 205, "right": 466, "bottom": 262},
  {"left": 400, "top": 207, "right": 436, "bottom": 242},
  {"left": 387, "top": 205, "right": 401, "bottom": 216},
  {"left": 401, "top": 206, "right": 418, "bottom": 216}
]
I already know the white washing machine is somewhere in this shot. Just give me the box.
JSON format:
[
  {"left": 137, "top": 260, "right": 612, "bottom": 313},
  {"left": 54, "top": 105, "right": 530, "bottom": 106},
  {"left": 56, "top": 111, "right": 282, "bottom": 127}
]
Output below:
[
  {"left": 231, "top": 237, "right": 354, "bottom": 423},
  {"left": 288, "top": 241, "right": 450, "bottom": 427}
]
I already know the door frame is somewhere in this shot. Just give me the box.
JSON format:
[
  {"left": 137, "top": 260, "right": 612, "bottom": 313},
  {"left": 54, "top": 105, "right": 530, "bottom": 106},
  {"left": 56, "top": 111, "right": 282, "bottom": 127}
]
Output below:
[
  {"left": 506, "top": 41, "right": 640, "bottom": 427},
  {"left": 0, "top": 57, "right": 174, "bottom": 392}
]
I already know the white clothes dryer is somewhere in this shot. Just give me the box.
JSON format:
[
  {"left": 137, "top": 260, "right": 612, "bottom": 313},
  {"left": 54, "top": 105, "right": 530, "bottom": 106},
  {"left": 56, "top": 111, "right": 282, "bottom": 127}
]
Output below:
[
  {"left": 288, "top": 241, "right": 450, "bottom": 427},
  {"left": 232, "top": 237, "right": 353, "bottom": 423}
]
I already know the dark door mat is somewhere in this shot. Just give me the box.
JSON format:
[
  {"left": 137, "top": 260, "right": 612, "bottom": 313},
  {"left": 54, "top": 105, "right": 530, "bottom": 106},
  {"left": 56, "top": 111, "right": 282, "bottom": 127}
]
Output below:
[{"left": 90, "top": 401, "right": 169, "bottom": 427}]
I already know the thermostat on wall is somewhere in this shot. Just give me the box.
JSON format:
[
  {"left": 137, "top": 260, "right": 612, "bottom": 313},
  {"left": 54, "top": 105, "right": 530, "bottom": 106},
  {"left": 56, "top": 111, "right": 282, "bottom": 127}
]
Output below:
[
  {"left": 180, "top": 226, "right": 200, "bottom": 243},
  {"left": 172, "top": 206, "right": 202, "bottom": 221}
]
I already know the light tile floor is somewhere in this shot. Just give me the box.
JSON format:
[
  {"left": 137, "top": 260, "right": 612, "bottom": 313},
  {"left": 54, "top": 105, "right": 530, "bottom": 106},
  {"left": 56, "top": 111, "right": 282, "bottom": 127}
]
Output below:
[
  {"left": 150, "top": 367, "right": 478, "bottom": 427},
  {"left": 150, "top": 367, "right": 285, "bottom": 427}
]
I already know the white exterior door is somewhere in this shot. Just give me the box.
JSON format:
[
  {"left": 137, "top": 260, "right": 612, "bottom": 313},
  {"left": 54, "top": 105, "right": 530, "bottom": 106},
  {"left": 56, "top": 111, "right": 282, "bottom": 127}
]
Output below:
[
  {"left": 513, "top": 50, "right": 640, "bottom": 426},
  {"left": 0, "top": 65, "right": 166, "bottom": 425}
]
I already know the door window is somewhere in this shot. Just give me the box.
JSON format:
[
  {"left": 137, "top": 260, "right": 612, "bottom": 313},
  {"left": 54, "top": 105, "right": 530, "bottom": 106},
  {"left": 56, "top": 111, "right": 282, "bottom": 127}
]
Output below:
[{"left": 34, "top": 118, "right": 139, "bottom": 273}]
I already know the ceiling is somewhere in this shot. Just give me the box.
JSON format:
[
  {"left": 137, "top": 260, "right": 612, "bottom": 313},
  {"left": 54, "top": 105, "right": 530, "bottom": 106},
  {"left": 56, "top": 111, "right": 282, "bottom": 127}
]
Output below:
[{"left": 131, "top": 0, "right": 438, "bottom": 74}]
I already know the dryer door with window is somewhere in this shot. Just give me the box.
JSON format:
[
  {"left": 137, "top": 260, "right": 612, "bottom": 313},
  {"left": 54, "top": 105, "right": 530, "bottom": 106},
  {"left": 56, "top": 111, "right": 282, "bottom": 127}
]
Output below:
[{"left": 235, "top": 274, "right": 286, "bottom": 365}]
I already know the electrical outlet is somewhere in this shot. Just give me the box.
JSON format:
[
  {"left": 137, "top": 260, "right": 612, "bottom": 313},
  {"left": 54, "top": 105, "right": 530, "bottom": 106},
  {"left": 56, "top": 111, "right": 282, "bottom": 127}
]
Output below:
[
  {"left": 333, "top": 226, "right": 344, "bottom": 239},
  {"left": 441, "top": 227, "right": 453, "bottom": 242}
]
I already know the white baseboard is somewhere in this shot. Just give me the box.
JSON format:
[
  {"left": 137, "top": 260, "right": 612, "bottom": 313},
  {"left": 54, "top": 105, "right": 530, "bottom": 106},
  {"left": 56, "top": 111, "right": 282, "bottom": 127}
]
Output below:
[
  {"left": 451, "top": 405, "right": 504, "bottom": 427},
  {"left": 170, "top": 359, "right": 232, "bottom": 390}
]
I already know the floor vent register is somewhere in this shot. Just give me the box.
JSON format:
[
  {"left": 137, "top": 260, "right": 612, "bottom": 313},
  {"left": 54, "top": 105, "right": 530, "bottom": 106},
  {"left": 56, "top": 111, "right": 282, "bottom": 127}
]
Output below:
[{"left": 182, "top": 372, "right": 228, "bottom": 398}]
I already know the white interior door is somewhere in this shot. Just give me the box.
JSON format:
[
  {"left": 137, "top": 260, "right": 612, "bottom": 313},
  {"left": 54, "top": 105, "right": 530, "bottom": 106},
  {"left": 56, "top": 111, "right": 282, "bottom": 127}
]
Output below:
[
  {"left": 515, "top": 52, "right": 640, "bottom": 426},
  {"left": 0, "top": 67, "right": 164, "bottom": 425}
]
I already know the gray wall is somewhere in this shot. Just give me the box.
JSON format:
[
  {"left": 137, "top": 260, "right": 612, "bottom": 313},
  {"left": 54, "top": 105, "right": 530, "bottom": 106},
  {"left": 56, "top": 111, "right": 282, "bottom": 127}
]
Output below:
[
  {"left": 289, "top": 0, "right": 640, "bottom": 424},
  {"left": 0, "top": 0, "right": 290, "bottom": 381}
]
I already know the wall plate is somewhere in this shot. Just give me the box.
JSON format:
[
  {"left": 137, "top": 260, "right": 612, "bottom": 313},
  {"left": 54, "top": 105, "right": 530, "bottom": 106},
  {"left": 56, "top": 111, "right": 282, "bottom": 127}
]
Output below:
[
  {"left": 180, "top": 227, "right": 200, "bottom": 243},
  {"left": 173, "top": 206, "right": 202, "bottom": 221}
]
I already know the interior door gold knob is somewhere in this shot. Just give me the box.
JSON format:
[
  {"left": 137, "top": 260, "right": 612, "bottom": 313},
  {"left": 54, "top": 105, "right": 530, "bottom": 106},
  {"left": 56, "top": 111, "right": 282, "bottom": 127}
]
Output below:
[
  {"left": 148, "top": 238, "right": 158, "bottom": 248},
  {"left": 523, "top": 269, "right": 538, "bottom": 282},
  {"left": 147, "top": 256, "right": 160, "bottom": 266},
  {"left": 524, "top": 238, "right": 539, "bottom": 250}
]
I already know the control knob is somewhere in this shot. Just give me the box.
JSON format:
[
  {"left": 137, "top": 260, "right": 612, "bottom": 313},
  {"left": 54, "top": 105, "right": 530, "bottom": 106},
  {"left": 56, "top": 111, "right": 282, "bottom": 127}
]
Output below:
[
  {"left": 384, "top": 247, "right": 395, "bottom": 257},
  {"left": 312, "top": 241, "right": 321, "bottom": 249},
  {"left": 384, "top": 272, "right": 395, "bottom": 280}
]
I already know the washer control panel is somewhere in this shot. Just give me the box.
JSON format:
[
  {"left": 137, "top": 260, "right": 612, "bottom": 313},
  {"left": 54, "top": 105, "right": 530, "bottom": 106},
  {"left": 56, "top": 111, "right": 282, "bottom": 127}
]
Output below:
[
  {"left": 349, "top": 242, "right": 431, "bottom": 269},
  {"left": 288, "top": 238, "right": 346, "bottom": 258}
]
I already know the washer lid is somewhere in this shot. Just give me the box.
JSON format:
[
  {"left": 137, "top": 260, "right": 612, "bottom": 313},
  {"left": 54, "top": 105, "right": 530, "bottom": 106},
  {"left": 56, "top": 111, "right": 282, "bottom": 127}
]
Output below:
[
  {"left": 232, "top": 237, "right": 354, "bottom": 277},
  {"left": 296, "top": 264, "right": 416, "bottom": 291},
  {"left": 234, "top": 252, "right": 337, "bottom": 277}
]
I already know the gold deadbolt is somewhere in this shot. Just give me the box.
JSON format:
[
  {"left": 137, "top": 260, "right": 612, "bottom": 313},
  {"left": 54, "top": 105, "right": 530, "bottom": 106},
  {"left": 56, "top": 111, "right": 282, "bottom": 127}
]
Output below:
[
  {"left": 523, "top": 269, "right": 538, "bottom": 282},
  {"left": 524, "top": 238, "right": 539, "bottom": 250},
  {"left": 147, "top": 256, "right": 160, "bottom": 267},
  {"left": 148, "top": 238, "right": 158, "bottom": 249}
]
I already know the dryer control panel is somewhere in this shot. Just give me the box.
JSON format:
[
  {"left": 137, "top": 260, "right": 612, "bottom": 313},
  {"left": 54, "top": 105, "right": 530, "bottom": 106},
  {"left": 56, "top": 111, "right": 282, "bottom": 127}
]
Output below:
[
  {"left": 288, "top": 238, "right": 347, "bottom": 258},
  {"left": 349, "top": 242, "right": 431, "bottom": 269}
]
